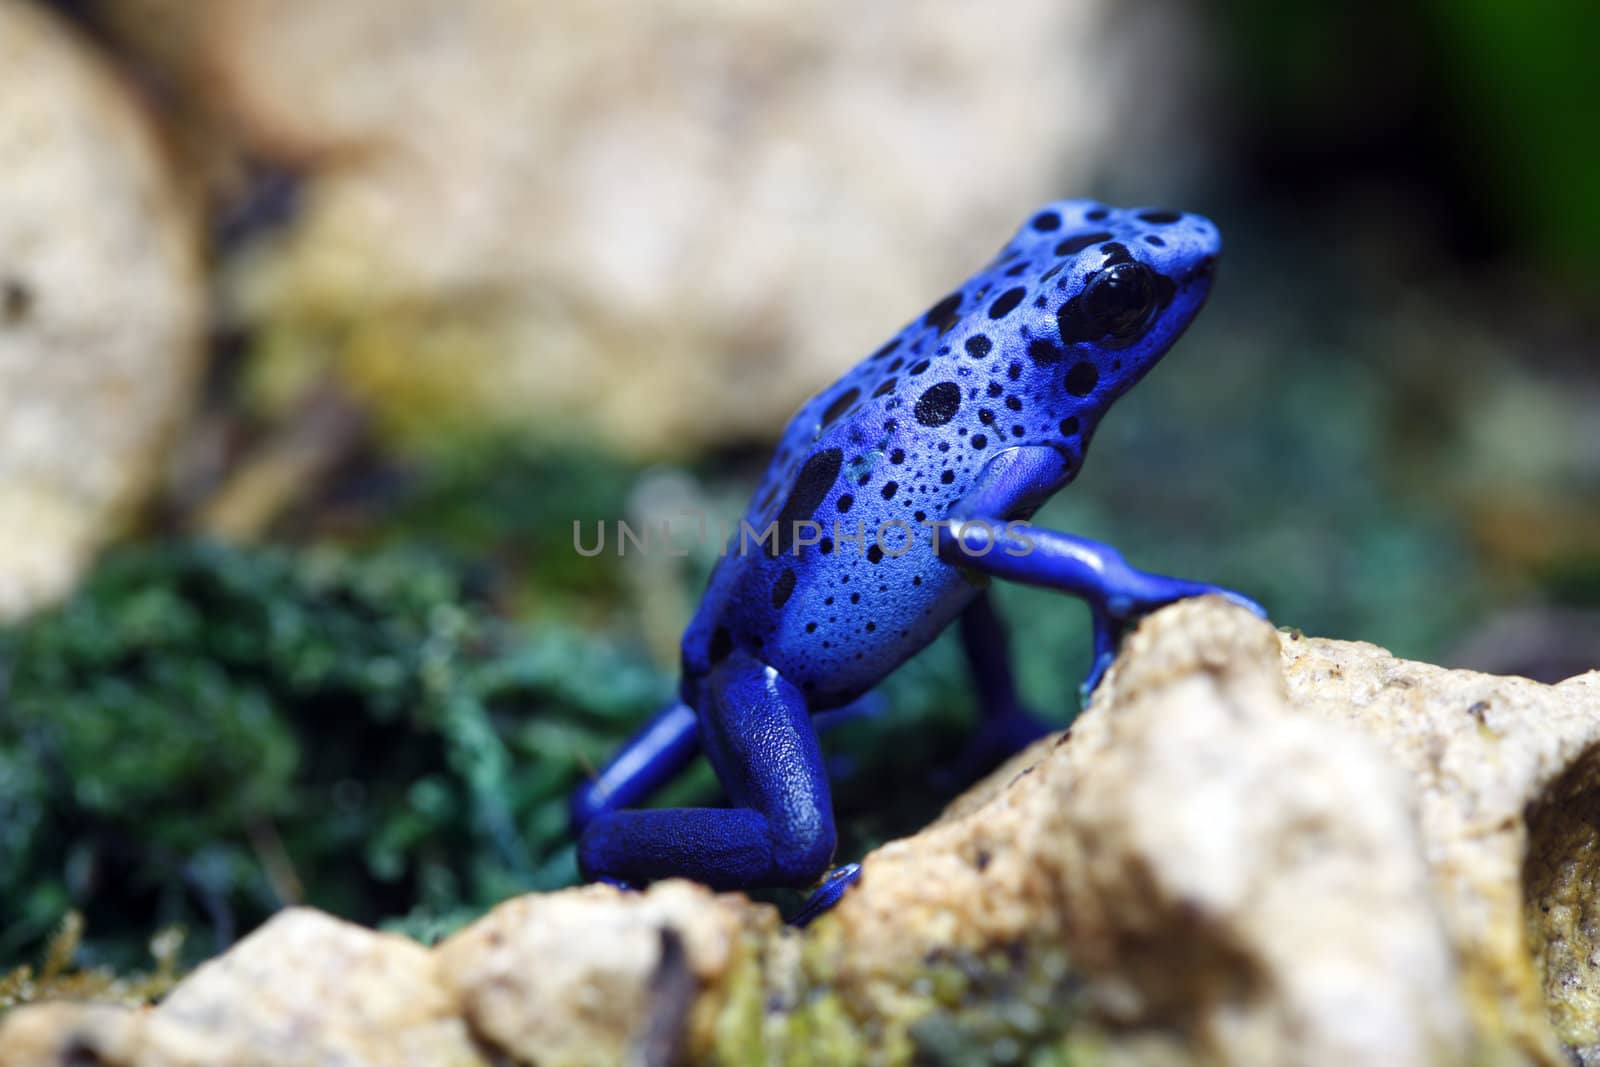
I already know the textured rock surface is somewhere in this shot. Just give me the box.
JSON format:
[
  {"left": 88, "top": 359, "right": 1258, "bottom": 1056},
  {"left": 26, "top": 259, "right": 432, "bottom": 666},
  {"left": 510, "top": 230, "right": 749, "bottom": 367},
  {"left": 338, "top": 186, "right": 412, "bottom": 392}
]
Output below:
[
  {"left": 189, "top": 0, "right": 1187, "bottom": 455},
  {"left": 0, "top": 1, "right": 203, "bottom": 620},
  {"left": 6, "top": 600, "right": 1600, "bottom": 1065}
]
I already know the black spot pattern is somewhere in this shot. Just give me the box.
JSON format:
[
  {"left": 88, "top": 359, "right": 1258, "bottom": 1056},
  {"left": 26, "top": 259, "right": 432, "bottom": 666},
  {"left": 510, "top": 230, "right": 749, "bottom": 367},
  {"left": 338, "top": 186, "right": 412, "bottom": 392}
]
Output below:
[
  {"left": 965, "top": 335, "right": 992, "bottom": 359},
  {"left": 914, "top": 382, "right": 961, "bottom": 426},
  {"left": 709, "top": 626, "right": 733, "bottom": 663},
  {"left": 988, "top": 288, "right": 1026, "bottom": 319},
  {"left": 821, "top": 387, "right": 858, "bottom": 427},
  {"left": 773, "top": 448, "right": 843, "bottom": 556},
  {"left": 1031, "top": 211, "right": 1062, "bottom": 231},
  {"left": 771, "top": 568, "right": 797, "bottom": 608},
  {"left": 1028, "top": 338, "right": 1063, "bottom": 364},
  {"left": 872, "top": 377, "right": 897, "bottom": 398},
  {"left": 1065, "top": 362, "right": 1099, "bottom": 396},
  {"left": 924, "top": 292, "right": 963, "bottom": 334},
  {"left": 1054, "top": 231, "right": 1112, "bottom": 256},
  {"left": 1138, "top": 210, "right": 1181, "bottom": 223}
]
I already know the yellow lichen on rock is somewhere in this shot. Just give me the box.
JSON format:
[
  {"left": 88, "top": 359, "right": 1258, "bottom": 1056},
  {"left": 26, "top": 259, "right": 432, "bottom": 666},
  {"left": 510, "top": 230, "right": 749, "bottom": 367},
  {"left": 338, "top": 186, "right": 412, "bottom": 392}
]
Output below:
[{"left": 0, "top": 1, "right": 203, "bottom": 619}]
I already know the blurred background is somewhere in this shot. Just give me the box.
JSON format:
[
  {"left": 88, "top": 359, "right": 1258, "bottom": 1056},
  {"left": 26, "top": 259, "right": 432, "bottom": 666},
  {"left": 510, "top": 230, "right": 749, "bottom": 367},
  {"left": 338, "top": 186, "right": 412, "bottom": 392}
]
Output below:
[{"left": 0, "top": 0, "right": 1594, "bottom": 973}]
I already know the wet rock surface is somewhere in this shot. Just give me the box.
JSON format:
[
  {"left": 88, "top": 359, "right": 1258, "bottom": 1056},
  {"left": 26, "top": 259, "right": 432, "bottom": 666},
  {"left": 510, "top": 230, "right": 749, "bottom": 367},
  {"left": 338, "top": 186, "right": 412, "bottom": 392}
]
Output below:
[{"left": 6, "top": 599, "right": 1599, "bottom": 1065}]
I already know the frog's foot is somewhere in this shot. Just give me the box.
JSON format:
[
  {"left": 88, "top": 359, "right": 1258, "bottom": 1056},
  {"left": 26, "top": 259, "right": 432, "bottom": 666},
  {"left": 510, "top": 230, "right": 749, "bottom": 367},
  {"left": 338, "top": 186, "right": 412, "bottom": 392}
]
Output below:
[
  {"left": 1078, "top": 580, "right": 1267, "bottom": 703},
  {"left": 788, "top": 863, "right": 861, "bottom": 927}
]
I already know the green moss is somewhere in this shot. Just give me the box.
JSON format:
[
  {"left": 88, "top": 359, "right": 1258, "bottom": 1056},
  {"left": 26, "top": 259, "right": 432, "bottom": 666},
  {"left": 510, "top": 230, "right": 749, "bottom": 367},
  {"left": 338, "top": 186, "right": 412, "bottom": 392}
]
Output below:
[{"left": 0, "top": 541, "right": 671, "bottom": 969}]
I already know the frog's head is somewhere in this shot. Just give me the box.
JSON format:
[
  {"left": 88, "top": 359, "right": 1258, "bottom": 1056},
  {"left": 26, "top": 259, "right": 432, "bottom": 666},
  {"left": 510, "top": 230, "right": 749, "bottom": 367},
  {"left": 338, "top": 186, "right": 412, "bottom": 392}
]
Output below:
[{"left": 1001, "top": 200, "right": 1221, "bottom": 409}]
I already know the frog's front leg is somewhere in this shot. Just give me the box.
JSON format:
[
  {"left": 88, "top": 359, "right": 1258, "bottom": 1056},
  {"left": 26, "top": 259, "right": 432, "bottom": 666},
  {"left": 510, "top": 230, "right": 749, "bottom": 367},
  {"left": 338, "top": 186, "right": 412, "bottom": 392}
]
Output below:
[
  {"left": 938, "top": 446, "right": 1266, "bottom": 700},
  {"left": 576, "top": 650, "right": 842, "bottom": 895}
]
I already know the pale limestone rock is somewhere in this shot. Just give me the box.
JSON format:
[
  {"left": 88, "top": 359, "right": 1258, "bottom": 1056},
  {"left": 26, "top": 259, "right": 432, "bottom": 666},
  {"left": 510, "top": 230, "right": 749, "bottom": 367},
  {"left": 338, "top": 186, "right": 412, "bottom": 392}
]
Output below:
[
  {"left": 1279, "top": 630, "right": 1600, "bottom": 1064},
  {"left": 436, "top": 880, "right": 776, "bottom": 1066},
  {"left": 191, "top": 0, "right": 1184, "bottom": 455},
  {"left": 10, "top": 602, "right": 1600, "bottom": 1064},
  {"left": 0, "top": 1, "right": 203, "bottom": 620},
  {"left": 823, "top": 599, "right": 1471, "bottom": 1067}
]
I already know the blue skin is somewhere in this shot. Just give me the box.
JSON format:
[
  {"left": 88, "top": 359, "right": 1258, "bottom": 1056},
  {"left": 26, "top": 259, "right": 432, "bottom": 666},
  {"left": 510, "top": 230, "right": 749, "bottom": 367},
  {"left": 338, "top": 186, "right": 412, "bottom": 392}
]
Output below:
[{"left": 570, "top": 200, "right": 1265, "bottom": 924}]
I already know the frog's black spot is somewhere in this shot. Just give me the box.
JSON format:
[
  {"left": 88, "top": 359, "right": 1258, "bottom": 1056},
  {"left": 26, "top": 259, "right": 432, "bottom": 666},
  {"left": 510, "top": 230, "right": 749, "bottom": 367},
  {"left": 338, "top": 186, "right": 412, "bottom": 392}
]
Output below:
[
  {"left": 819, "top": 538, "right": 834, "bottom": 554},
  {"left": 870, "top": 337, "right": 901, "bottom": 361},
  {"left": 1143, "top": 234, "right": 1166, "bottom": 247},
  {"left": 978, "top": 408, "right": 995, "bottom": 425},
  {"left": 957, "top": 427, "right": 967, "bottom": 435},
  {"left": 1086, "top": 208, "right": 1110, "bottom": 221},
  {"left": 888, "top": 357, "right": 904, "bottom": 372},
  {"left": 756, "top": 483, "right": 779, "bottom": 514},
  {"left": 923, "top": 292, "right": 963, "bottom": 334},
  {"left": 965, "top": 334, "right": 993, "bottom": 359},
  {"left": 1008, "top": 362, "right": 1022, "bottom": 381},
  {"left": 806, "top": 622, "right": 819, "bottom": 633},
  {"left": 1065, "top": 362, "right": 1099, "bottom": 396},
  {"left": 825, "top": 596, "right": 834, "bottom": 606},
  {"left": 971, "top": 433, "right": 988, "bottom": 450},
  {"left": 988, "top": 288, "right": 1026, "bottom": 319},
  {"left": 872, "top": 377, "right": 897, "bottom": 399},
  {"left": 857, "top": 473, "right": 870, "bottom": 486},
  {"left": 884, "top": 419, "right": 899, "bottom": 432},
  {"left": 850, "top": 592, "right": 860, "bottom": 603},
  {"left": 1033, "top": 295, "right": 1047, "bottom": 308},
  {"left": 1040, "top": 264, "right": 1064, "bottom": 283},
  {"left": 987, "top": 381, "right": 1004, "bottom": 398},
  {"left": 772, "top": 569, "right": 797, "bottom": 609},
  {"left": 837, "top": 493, "right": 854, "bottom": 513},
  {"left": 709, "top": 626, "right": 734, "bottom": 664},
  {"left": 1004, "top": 261, "right": 1030, "bottom": 277},
  {"left": 3, "top": 281, "right": 33, "bottom": 324},
  {"left": 938, "top": 441, "right": 950, "bottom": 452},
  {"left": 909, "top": 359, "right": 931, "bottom": 376},
  {"left": 913, "top": 511, "right": 926, "bottom": 523},
  {"left": 1099, "top": 242, "right": 1135, "bottom": 266},
  {"left": 1005, "top": 395, "right": 1023, "bottom": 411},
  {"left": 890, "top": 448, "right": 905, "bottom": 464},
  {"left": 773, "top": 447, "right": 843, "bottom": 556},
  {"left": 1054, "top": 231, "right": 1113, "bottom": 256},
  {"left": 865, "top": 621, "right": 877, "bottom": 632},
  {"left": 941, "top": 470, "right": 955, "bottom": 484},
  {"left": 1028, "top": 338, "right": 1063, "bottom": 364},
  {"left": 821, "top": 387, "right": 859, "bottom": 428},
  {"left": 1138, "top": 210, "right": 1182, "bottom": 224},
  {"left": 913, "top": 382, "right": 961, "bottom": 427},
  {"left": 882, "top": 481, "right": 898, "bottom": 500},
  {"left": 1011, "top": 425, "right": 1025, "bottom": 437},
  {"left": 1031, "top": 211, "right": 1062, "bottom": 232}
]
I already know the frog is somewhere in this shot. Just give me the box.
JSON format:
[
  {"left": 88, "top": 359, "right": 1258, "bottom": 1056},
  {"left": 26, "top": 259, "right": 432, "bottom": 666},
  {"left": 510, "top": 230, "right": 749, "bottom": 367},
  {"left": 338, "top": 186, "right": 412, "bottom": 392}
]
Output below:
[{"left": 570, "top": 199, "right": 1265, "bottom": 924}]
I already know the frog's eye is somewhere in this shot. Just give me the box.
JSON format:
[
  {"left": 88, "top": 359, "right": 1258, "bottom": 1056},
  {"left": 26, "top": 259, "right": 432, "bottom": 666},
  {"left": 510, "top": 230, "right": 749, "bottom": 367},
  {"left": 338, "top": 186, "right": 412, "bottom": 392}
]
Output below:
[{"left": 1082, "top": 262, "right": 1159, "bottom": 339}]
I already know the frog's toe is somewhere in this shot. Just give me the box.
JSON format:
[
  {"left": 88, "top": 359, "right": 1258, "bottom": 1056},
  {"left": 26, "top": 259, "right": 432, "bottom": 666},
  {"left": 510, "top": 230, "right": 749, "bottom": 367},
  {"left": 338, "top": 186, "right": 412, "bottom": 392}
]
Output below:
[{"left": 789, "top": 863, "right": 862, "bottom": 927}]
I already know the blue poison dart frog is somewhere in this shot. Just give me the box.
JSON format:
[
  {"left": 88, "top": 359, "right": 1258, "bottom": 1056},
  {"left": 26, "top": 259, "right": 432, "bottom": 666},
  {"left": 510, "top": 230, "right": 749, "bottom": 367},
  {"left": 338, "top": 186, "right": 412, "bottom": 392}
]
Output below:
[{"left": 570, "top": 199, "right": 1265, "bottom": 924}]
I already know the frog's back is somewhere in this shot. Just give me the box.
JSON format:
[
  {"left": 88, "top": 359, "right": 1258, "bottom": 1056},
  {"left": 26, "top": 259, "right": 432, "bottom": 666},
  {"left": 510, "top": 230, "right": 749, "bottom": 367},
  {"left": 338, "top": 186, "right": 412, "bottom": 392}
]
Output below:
[{"left": 685, "top": 200, "right": 1222, "bottom": 706}]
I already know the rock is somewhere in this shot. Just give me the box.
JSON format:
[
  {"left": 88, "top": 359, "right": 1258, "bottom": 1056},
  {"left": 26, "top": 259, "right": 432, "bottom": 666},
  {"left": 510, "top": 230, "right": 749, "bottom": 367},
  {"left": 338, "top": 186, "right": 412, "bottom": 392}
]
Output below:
[
  {"left": 821, "top": 599, "right": 1470, "bottom": 1067},
  {"left": 1279, "top": 627, "right": 1600, "bottom": 1063},
  {"left": 8, "top": 600, "right": 1600, "bottom": 1064},
  {"left": 435, "top": 881, "right": 776, "bottom": 1067},
  {"left": 0, "top": 2, "right": 203, "bottom": 620},
  {"left": 188, "top": 0, "right": 1198, "bottom": 456}
]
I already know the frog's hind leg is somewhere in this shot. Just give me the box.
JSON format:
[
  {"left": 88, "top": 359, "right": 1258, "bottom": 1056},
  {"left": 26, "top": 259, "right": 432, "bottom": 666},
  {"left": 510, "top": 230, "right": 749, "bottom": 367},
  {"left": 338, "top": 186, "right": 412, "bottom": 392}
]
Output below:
[
  {"left": 936, "top": 592, "right": 1057, "bottom": 787},
  {"left": 577, "top": 651, "right": 841, "bottom": 895},
  {"left": 569, "top": 701, "right": 701, "bottom": 836}
]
